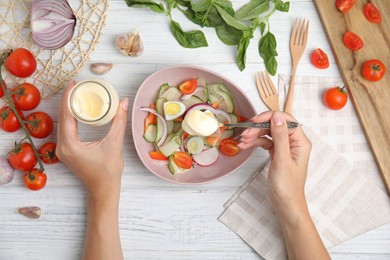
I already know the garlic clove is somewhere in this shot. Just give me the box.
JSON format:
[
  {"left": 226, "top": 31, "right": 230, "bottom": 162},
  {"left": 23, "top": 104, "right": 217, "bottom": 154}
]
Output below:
[
  {"left": 115, "top": 31, "right": 144, "bottom": 57},
  {"left": 18, "top": 206, "right": 42, "bottom": 219},
  {"left": 0, "top": 158, "right": 14, "bottom": 185},
  {"left": 90, "top": 63, "right": 114, "bottom": 75}
]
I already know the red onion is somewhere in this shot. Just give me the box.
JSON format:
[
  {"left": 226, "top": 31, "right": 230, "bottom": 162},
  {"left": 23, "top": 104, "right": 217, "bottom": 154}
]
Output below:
[
  {"left": 215, "top": 109, "right": 232, "bottom": 123},
  {"left": 31, "top": 0, "right": 76, "bottom": 50},
  {"left": 139, "top": 107, "right": 168, "bottom": 146},
  {"left": 181, "top": 86, "right": 205, "bottom": 100}
]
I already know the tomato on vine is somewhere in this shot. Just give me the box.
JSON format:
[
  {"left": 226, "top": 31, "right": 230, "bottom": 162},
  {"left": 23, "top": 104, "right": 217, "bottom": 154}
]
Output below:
[
  {"left": 25, "top": 112, "right": 53, "bottom": 138},
  {"left": 39, "top": 142, "right": 60, "bottom": 164},
  {"left": 0, "top": 80, "right": 6, "bottom": 98},
  {"left": 24, "top": 169, "right": 47, "bottom": 190},
  {"left": 4, "top": 48, "right": 37, "bottom": 78},
  {"left": 8, "top": 142, "right": 37, "bottom": 171},
  {"left": 0, "top": 106, "right": 24, "bottom": 132},
  {"left": 11, "top": 83, "right": 41, "bottom": 111}
]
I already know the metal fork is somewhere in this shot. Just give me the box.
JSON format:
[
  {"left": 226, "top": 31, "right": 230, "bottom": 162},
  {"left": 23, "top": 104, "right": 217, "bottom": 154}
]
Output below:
[
  {"left": 284, "top": 18, "right": 309, "bottom": 113},
  {"left": 255, "top": 71, "right": 280, "bottom": 111}
]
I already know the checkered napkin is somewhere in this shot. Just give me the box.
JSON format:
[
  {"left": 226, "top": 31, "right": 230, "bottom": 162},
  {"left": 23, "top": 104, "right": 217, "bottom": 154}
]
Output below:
[{"left": 218, "top": 75, "right": 390, "bottom": 259}]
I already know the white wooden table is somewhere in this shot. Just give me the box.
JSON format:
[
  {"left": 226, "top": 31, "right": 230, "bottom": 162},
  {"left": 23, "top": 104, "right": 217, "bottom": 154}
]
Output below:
[{"left": 1, "top": 0, "right": 390, "bottom": 259}]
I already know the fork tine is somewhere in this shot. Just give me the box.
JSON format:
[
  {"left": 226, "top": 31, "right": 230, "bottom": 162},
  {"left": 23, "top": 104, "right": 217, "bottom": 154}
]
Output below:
[
  {"left": 255, "top": 73, "right": 266, "bottom": 98},
  {"left": 264, "top": 71, "right": 276, "bottom": 95},
  {"left": 299, "top": 19, "right": 307, "bottom": 46},
  {"left": 291, "top": 18, "right": 299, "bottom": 45},
  {"left": 260, "top": 71, "right": 271, "bottom": 97},
  {"left": 297, "top": 19, "right": 304, "bottom": 45},
  {"left": 303, "top": 20, "right": 309, "bottom": 47}
]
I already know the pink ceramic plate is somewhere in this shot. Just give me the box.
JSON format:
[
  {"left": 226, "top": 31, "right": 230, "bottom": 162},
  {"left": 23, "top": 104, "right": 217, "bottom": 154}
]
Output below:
[{"left": 132, "top": 65, "right": 256, "bottom": 185}]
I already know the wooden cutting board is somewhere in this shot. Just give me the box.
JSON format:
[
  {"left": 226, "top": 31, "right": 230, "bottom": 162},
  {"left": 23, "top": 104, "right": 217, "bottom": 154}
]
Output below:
[{"left": 313, "top": 0, "right": 390, "bottom": 195}]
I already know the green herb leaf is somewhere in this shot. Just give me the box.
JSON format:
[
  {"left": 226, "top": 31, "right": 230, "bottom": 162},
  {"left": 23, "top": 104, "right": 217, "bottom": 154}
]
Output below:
[
  {"left": 170, "top": 20, "right": 208, "bottom": 48},
  {"left": 215, "top": 24, "right": 243, "bottom": 46},
  {"left": 258, "top": 32, "right": 278, "bottom": 75},
  {"left": 215, "top": 5, "right": 250, "bottom": 31},
  {"left": 124, "top": 0, "right": 165, "bottom": 13},
  {"left": 237, "top": 34, "right": 251, "bottom": 71},
  {"left": 259, "top": 22, "right": 266, "bottom": 35},
  {"left": 274, "top": 0, "right": 290, "bottom": 12},
  {"left": 191, "top": 0, "right": 212, "bottom": 12},
  {"left": 235, "top": 0, "right": 269, "bottom": 21}
]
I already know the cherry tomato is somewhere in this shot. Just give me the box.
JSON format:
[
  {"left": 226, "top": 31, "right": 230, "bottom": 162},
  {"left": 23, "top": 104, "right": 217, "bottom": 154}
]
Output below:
[
  {"left": 336, "top": 0, "right": 355, "bottom": 13},
  {"left": 343, "top": 32, "right": 364, "bottom": 51},
  {"left": 173, "top": 152, "right": 192, "bottom": 169},
  {"left": 4, "top": 48, "right": 37, "bottom": 78},
  {"left": 24, "top": 169, "right": 47, "bottom": 191},
  {"left": 323, "top": 86, "right": 348, "bottom": 110},
  {"left": 149, "top": 150, "right": 169, "bottom": 161},
  {"left": 364, "top": 3, "right": 382, "bottom": 24},
  {"left": 0, "top": 80, "right": 6, "bottom": 98},
  {"left": 219, "top": 138, "right": 240, "bottom": 157},
  {"left": 39, "top": 142, "right": 60, "bottom": 164},
  {"left": 238, "top": 115, "right": 248, "bottom": 122},
  {"left": 361, "top": 59, "right": 386, "bottom": 82},
  {"left": 11, "top": 83, "right": 41, "bottom": 111},
  {"left": 0, "top": 106, "right": 24, "bottom": 132},
  {"left": 311, "top": 48, "right": 329, "bottom": 69},
  {"left": 8, "top": 142, "right": 37, "bottom": 171},
  {"left": 25, "top": 112, "right": 53, "bottom": 138},
  {"left": 178, "top": 79, "right": 197, "bottom": 94}
]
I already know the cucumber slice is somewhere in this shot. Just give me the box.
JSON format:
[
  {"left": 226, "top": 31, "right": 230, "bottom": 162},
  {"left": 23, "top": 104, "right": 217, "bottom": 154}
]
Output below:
[
  {"left": 182, "top": 95, "right": 203, "bottom": 109},
  {"left": 155, "top": 98, "right": 166, "bottom": 142},
  {"left": 167, "top": 120, "right": 174, "bottom": 134},
  {"left": 194, "top": 90, "right": 207, "bottom": 102},
  {"left": 168, "top": 155, "right": 188, "bottom": 175},
  {"left": 158, "top": 83, "right": 170, "bottom": 97},
  {"left": 161, "top": 87, "right": 182, "bottom": 101},
  {"left": 159, "top": 133, "right": 181, "bottom": 157},
  {"left": 229, "top": 113, "right": 238, "bottom": 123},
  {"left": 207, "top": 84, "right": 235, "bottom": 113},
  {"left": 143, "top": 124, "right": 157, "bottom": 143},
  {"left": 220, "top": 130, "right": 233, "bottom": 140}
]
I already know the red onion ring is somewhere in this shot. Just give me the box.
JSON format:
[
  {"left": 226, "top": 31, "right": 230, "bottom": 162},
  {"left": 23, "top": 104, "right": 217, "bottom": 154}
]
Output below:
[
  {"left": 139, "top": 107, "right": 168, "bottom": 146},
  {"left": 31, "top": 0, "right": 76, "bottom": 50},
  {"left": 215, "top": 109, "right": 232, "bottom": 123}
]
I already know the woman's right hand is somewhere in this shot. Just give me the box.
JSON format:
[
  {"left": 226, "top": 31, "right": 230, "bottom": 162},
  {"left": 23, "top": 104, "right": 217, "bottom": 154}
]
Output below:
[{"left": 238, "top": 111, "right": 312, "bottom": 218}]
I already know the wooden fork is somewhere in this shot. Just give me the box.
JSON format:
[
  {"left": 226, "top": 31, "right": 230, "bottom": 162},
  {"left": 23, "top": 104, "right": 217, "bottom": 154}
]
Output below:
[
  {"left": 255, "top": 71, "right": 280, "bottom": 111},
  {"left": 284, "top": 18, "right": 309, "bottom": 113}
]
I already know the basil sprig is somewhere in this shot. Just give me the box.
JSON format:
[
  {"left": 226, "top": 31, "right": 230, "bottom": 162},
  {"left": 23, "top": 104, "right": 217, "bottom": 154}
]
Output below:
[{"left": 125, "top": 0, "right": 289, "bottom": 74}]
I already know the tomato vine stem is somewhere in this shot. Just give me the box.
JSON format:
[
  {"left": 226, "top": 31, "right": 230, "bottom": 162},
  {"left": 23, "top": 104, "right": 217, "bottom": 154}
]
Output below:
[{"left": 0, "top": 50, "right": 45, "bottom": 172}]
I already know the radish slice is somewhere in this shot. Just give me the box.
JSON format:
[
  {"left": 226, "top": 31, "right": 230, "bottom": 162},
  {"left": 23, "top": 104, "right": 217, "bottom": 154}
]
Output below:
[
  {"left": 181, "top": 86, "right": 205, "bottom": 100},
  {"left": 139, "top": 107, "right": 168, "bottom": 146},
  {"left": 215, "top": 109, "right": 232, "bottom": 123},
  {"left": 193, "top": 147, "right": 220, "bottom": 166}
]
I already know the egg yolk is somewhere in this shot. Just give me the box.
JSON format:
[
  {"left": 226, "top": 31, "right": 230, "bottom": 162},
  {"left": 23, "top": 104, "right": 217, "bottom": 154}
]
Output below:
[{"left": 166, "top": 103, "right": 181, "bottom": 116}]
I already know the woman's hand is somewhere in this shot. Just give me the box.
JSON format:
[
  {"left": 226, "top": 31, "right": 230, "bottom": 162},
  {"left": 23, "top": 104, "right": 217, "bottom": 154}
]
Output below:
[
  {"left": 238, "top": 111, "right": 311, "bottom": 217},
  {"left": 56, "top": 80, "right": 129, "bottom": 200}
]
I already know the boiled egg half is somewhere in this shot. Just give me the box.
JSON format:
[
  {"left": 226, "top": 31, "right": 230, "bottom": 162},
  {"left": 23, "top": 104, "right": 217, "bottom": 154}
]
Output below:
[
  {"left": 163, "top": 101, "right": 185, "bottom": 120},
  {"left": 182, "top": 109, "right": 220, "bottom": 137}
]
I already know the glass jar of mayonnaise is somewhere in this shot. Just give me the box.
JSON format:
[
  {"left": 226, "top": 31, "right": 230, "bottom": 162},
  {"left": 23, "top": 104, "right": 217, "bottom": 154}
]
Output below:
[{"left": 68, "top": 79, "right": 119, "bottom": 126}]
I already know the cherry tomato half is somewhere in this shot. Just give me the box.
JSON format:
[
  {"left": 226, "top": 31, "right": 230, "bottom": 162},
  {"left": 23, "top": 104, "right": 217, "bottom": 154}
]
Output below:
[
  {"left": 178, "top": 79, "right": 197, "bottom": 95},
  {"left": 8, "top": 142, "right": 37, "bottom": 171},
  {"left": 39, "top": 142, "right": 60, "bottom": 164},
  {"left": 343, "top": 32, "right": 364, "bottom": 51},
  {"left": 364, "top": 3, "right": 382, "bottom": 24},
  {"left": 323, "top": 86, "right": 348, "bottom": 110},
  {"left": 11, "top": 83, "right": 41, "bottom": 111},
  {"left": 4, "top": 48, "right": 37, "bottom": 78},
  {"left": 0, "top": 106, "right": 24, "bottom": 132},
  {"left": 24, "top": 169, "right": 47, "bottom": 191},
  {"left": 25, "top": 111, "right": 54, "bottom": 138},
  {"left": 173, "top": 152, "right": 193, "bottom": 169},
  {"left": 336, "top": 0, "right": 355, "bottom": 13},
  {"left": 219, "top": 138, "right": 240, "bottom": 157},
  {"left": 311, "top": 48, "right": 329, "bottom": 69},
  {"left": 361, "top": 59, "right": 386, "bottom": 82}
]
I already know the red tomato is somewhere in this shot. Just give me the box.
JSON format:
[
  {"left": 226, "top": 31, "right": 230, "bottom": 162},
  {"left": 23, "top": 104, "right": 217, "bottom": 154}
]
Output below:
[
  {"left": 39, "top": 142, "right": 60, "bottom": 164},
  {"left": 364, "top": 3, "right": 382, "bottom": 24},
  {"left": 323, "top": 86, "right": 348, "bottom": 110},
  {"left": 0, "top": 80, "right": 6, "bottom": 98},
  {"left": 336, "top": 0, "right": 355, "bottom": 13},
  {"left": 4, "top": 48, "right": 37, "bottom": 78},
  {"left": 0, "top": 106, "right": 24, "bottom": 132},
  {"left": 343, "top": 32, "right": 364, "bottom": 51},
  {"left": 311, "top": 48, "right": 329, "bottom": 69},
  {"left": 149, "top": 150, "right": 169, "bottom": 161},
  {"left": 178, "top": 79, "right": 197, "bottom": 94},
  {"left": 361, "top": 59, "right": 386, "bottom": 82},
  {"left": 219, "top": 138, "right": 240, "bottom": 157},
  {"left": 173, "top": 152, "right": 192, "bottom": 169},
  {"left": 11, "top": 83, "right": 41, "bottom": 111},
  {"left": 25, "top": 112, "right": 53, "bottom": 138},
  {"left": 24, "top": 169, "right": 47, "bottom": 191},
  {"left": 238, "top": 115, "right": 248, "bottom": 122},
  {"left": 8, "top": 142, "right": 37, "bottom": 171}
]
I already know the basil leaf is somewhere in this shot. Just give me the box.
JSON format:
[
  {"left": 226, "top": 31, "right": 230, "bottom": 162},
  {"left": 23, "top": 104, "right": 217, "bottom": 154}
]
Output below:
[
  {"left": 258, "top": 32, "right": 278, "bottom": 75},
  {"left": 170, "top": 20, "right": 208, "bottom": 48},
  {"left": 235, "top": 0, "right": 269, "bottom": 21},
  {"left": 191, "top": 0, "right": 212, "bottom": 12},
  {"left": 237, "top": 34, "right": 251, "bottom": 71},
  {"left": 124, "top": 0, "right": 165, "bottom": 13},
  {"left": 214, "top": 0, "right": 233, "bottom": 9},
  {"left": 216, "top": 24, "right": 243, "bottom": 46},
  {"left": 215, "top": 5, "right": 250, "bottom": 31},
  {"left": 274, "top": 0, "right": 290, "bottom": 12},
  {"left": 259, "top": 22, "right": 266, "bottom": 35}
]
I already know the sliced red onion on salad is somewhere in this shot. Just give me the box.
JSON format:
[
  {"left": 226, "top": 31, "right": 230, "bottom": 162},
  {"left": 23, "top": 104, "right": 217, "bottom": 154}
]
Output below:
[
  {"left": 139, "top": 107, "right": 168, "bottom": 146},
  {"left": 31, "top": 0, "right": 76, "bottom": 50}
]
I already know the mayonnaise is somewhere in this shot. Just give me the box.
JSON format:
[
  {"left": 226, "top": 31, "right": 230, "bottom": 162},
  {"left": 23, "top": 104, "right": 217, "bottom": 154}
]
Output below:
[
  {"left": 68, "top": 79, "right": 119, "bottom": 126},
  {"left": 182, "top": 110, "right": 219, "bottom": 136}
]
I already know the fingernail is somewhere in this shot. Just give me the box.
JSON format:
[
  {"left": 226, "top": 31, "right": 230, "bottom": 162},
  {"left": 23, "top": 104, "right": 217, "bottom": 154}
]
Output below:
[
  {"left": 241, "top": 129, "right": 249, "bottom": 136},
  {"left": 122, "top": 98, "right": 129, "bottom": 111},
  {"left": 272, "top": 111, "right": 285, "bottom": 126}
]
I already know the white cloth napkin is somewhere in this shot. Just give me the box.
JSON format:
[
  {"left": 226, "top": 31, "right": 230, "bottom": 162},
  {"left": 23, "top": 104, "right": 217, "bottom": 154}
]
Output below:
[{"left": 218, "top": 75, "right": 390, "bottom": 259}]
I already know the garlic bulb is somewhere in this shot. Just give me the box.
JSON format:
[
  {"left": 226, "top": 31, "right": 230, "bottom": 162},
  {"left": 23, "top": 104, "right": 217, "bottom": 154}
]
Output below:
[
  {"left": 116, "top": 31, "right": 144, "bottom": 57},
  {"left": 0, "top": 158, "right": 14, "bottom": 185},
  {"left": 90, "top": 63, "right": 114, "bottom": 75}
]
